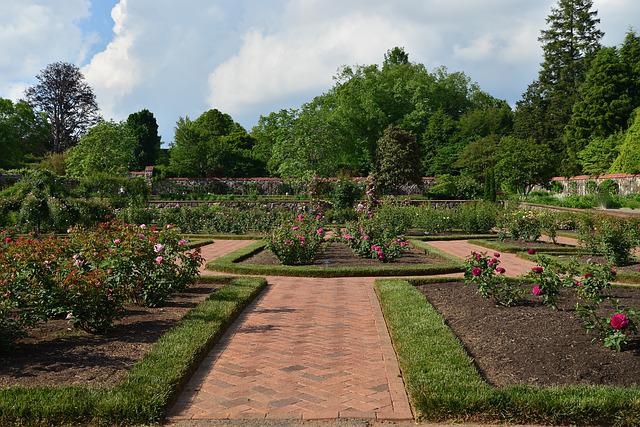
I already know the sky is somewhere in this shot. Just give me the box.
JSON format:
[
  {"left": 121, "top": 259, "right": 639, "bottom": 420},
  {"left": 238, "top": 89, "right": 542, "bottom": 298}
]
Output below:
[{"left": 1, "top": 0, "right": 639, "bottom": 145}]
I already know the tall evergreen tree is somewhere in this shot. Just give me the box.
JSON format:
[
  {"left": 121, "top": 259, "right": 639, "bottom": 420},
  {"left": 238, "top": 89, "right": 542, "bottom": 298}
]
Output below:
[
  {"left": 564, "top": 47, "right": 633, "bottom": 150},
  {"left": 620, "top": 30, "right": 640, "bottom": 108},
  {"left": 127, "top": 109, "right": 162, "bottom": 168},
  {"left": 515, "top": 0, "right": 603, "bottom": 176}
]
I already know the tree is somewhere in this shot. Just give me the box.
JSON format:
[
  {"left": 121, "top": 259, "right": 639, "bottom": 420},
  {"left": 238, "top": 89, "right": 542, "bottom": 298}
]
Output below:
[
  {"left": 578, "top": 133, "right": 622, "bottom": 175},
  {"left": 25, "top": 62, "right": 101, "bottom": 152},
  {"left": 495, "top": 136, "right": 554, "bottom": 195},
  {"left": 0, "top": 98, "right": 50, "bottom": 168},
  {"left": 610, "top": 109, "right": 640, "bottom": 173},
  {"left": 422, "top": 109, "right": 458, "bottom": 175},
  {"left": 127, "top": 109, "right": 161, "bottom": 168},
  {"left": 65, "top": 121, "right": 137, "bottom": 178},
  {"left": 376, "top": 126, "right": 422, "bottom": 194},
  {"left": 620, "top": 30, "right": 640, "bottom": 107},
  {"left": 454, "top": 134, "right": 500, "bottom": 179},
  {"left": 168, "top": 109, "right": 265, "bottom": 177},
  {"left": 564, "top": 47, "right": 633, "bottom": 153}
]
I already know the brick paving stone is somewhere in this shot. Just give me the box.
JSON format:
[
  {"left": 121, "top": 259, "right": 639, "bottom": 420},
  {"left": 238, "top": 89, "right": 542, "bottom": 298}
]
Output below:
[{"left": 168, "top": 241, "right": 413, "bottom": 422}]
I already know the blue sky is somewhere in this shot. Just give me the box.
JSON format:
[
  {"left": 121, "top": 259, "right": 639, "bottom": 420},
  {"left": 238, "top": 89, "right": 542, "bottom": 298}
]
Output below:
[{"left": 1, "top": 0, "right": 639, "bottom": 146}]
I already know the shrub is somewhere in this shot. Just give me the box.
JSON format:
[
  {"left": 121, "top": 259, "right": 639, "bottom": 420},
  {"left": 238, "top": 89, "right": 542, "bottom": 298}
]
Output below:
[
  {"left": 497, "top": 209, "right": 542, "bottom": 242},
  {"left": 77, "top": 173, "right": 149, "bottom": 208},
  {"left": 376, "top": 126, "right": 422, "bottom": 194},
  {"left": 342, "top": 218, "right": 409, "bottom": 262},
  {"left": 527, "top": 256, "right": 575, "bottom": 308},
  {"left": 267, "top": 214, "right": 325, "bottom": 265},
  {"left": 576, "top": 303, "right": 639, "bottom": 352},
  {"left": 456, "top": 202, "right": 498, "bottom": 233},
  {"left": 331, "top": 178, "right": 362, "bottom": 209},
  {"left": 580, "top": 216, "right": 637, "bottom": 266},
  {"left": 463, "top": 251, "right": 523, "bottom": 306}
]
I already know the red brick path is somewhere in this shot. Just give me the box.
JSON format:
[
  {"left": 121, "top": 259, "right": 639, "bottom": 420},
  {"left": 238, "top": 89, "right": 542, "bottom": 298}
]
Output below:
[{"left": 170, "top": 242, "right": 413, "bottom": 421}]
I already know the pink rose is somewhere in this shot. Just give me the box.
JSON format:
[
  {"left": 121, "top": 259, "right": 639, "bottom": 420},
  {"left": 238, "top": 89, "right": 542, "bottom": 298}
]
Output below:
[
  {"left": 155, "top": 256, "right": 164, "bottom": 265},
  {"left": 531, "top": 285, "right": 543, "bottom": 296},
  {"left": 400, "top": 241, "right": 409, "bottom": 247},
  {"left": 113, "top": 239, "right": 121, "bottom": 245},
  {"left": 361, "top": 235, "right": 370, "bottom": 241},
  {"left": 140, "top": 224, "right": 147, "bottom": 230},
  {"left": 494, "top": 252, "right": 501, "bottom": 258},
  {"left": 315, "top": 214, "right": 323, "bottom": 220},
  {"left": 496, "top": 267, "right": 506, "bottom": 274},
  {"left": 154, "top": 243, "right": 165, "bottom": 253},
  {"left": 292, "top": 226, "right": 299, "bottom": 231},
  {"left": 488, "top": 261, "right": 495, "bottom": 268},
  {"left": 531, "top": 266, "right": 544, "bottom": 274},
  {"left": 490, "top": 257, "right": 498, "bottom": 263},
  {"left": 138, "top": 233, "right": 146, "bottom": 240},
  {"left": 610, "top": 313, "right": 629, "bottom": 330},
  {"left": 475, "top": 253, "right": 482, "bottom": 261},
  {"left": 316, "top": 227, "right": 324, "bottom": 236},
  {"left": 527, "top": 248, "right": 536, "bottom": 255},
  {"left": 4, "top": 237, "right": 11, "bottom": 244},
  {"left": 178, "top": 239, "right": 188, "bottom": 246},
  {"left": 471, "top": 267, "right": 482, "bottom": 277},
  {"left": 584, "top": 273, "right": 593, "bottom": 278},
  {"left": 296, "top": 214, "right": 305, "bottom": 221}
]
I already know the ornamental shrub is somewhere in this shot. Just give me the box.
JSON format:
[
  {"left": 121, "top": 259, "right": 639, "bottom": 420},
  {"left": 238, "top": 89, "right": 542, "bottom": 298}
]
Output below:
[
  {"left": 463, "top": 251, "right": 523, "bottom": 306},
  {"left": 576, "top": 303, "right": 639, "bottom": 352},
  {"left": 267, "top": 214, "right": 325, "bottom": 265},
  {"left": 342, "top": 218, "right": 409, "bottom": 262},
  {"left": 527, "top": 255, "right": 575, "bottom": 308},
  {"left": 456, "top": 202, "right": 498, "bottom": 233},
  {"left": 331, "top": 178, "right": 363, "bottom": 209},
  {"left": 579, "top": 216, "right": 637, "bottom": 265},
  {"left": 497, "top": 209, "right": 542, "bottom": 242}
]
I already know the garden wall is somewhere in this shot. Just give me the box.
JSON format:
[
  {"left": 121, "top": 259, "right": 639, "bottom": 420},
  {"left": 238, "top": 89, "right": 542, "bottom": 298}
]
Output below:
[{"left": 551, "top": 173, "right": 640, "bottom": 196}]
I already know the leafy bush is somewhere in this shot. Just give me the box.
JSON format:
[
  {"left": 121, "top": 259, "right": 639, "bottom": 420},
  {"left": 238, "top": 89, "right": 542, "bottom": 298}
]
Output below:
[
  {"left": 77, "top": 173, "right": 149, "bottom": 208},
  {"left": 579, "top": 215, "right": 637, "bottom": 266},
  {"left": 267, "top": 214, "right": 325, "bottom": 265},
  {"left": 456, "top": 202, "right": 498, "bottom": 233},
  {"left": 527, "top": 256, "right": 574, "bottom": 308},
  {"left": 497, "top": 209, "right": 542, "bottom": 242},
  {"left": 342, "top": 218, "right": 409, "bottom": 262},
  {"left": 331, "top": 178, "right": 362, "bottom": 209},
  {"left": 0, "top": 222, "right": 203, "bottom": 345},
  {"left": 464, "top": 251, "right": 522, "bottom": 306}
]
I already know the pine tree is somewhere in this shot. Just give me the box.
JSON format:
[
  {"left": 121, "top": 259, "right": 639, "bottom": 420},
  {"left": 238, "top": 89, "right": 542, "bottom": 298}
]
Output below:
[{"left": 620, "top": 30, "right": 640, "bottom": 108}]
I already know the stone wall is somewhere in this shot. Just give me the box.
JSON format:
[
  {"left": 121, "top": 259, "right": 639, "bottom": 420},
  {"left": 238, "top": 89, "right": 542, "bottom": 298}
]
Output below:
[
  {"left": 550, "top": 173, "right": 640, "bottom": 196},
  {"left": 0, "top": 173, "right": 21, "bottom": 189}
]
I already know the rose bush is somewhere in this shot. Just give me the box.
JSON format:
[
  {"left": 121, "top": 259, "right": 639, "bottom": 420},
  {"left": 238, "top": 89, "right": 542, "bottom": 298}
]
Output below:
[
  {"left": 576, "top": 303, "right": 639, "bottom": 352},
  {"left": 0, "top": 222, "right": 203, "bottom": 344},
  {"left": 526, "top": 255, "right": 575, "bottom": 309},
  {"left": 463, "top": 251, "right": 523, "bottom": 306},
  {"left": 267, "top": 214, "right": 325, "bottom": 265},
  {"left": 342, "top": 218, "right": 409, "bottom": 262},
  {"left": 497, "top": 209, "right": 542, "bottom": 242}
]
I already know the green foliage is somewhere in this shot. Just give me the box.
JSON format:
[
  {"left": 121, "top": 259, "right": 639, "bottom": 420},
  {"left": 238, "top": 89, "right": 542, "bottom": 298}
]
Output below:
[
  {"left": 427, "top": 174, "right": 482, "bottom": 200},
  {"left": 578, "top": 133, "right": 622, "bottom": 175},
  {"left": 65, "top": 121, "right": 138, "bottom": 178},
  {"left": 376, "top": 126, "right": 422, "bottom": 194},
  {"left": 483, "top": 168, "right": 497, "bottom": 202},
  {"left": 331, "top": 178, "right": 362, "bottom": 209},
  {"left": 495, "top": 136, "right": 554, "bottom": 194},
  {"left": 76, "top": 173, "right": 149, "bottom": 208},
  {"left": 169, "top": 109, "right": 265, "bottom": 177},
  {"left": 609, "top": 108, "right": 640, "bottom": 173},
  {"left": 497, "top": 209, "right": 542, "bottom": 242},
  {"left": 0, "top": 98, "right": 50, "bottom": 168},
  {"left": 127, "top": 109, "right": 162, "bottom": 168},
  {"left": 454, "top": 134, "right": 500, "bottom": 179},
  {"left": 342, "top": 217, "right": 409, "bottom": 262},
  {"left": 464, "top": 251, "right": 523, "bottom": 306},
  {"left": 38, "top": 151, "right": 67, "bottom": 176}
]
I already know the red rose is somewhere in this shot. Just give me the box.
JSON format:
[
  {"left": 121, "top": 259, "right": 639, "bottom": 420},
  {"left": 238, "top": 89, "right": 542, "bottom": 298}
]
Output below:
[
  {"left": 527, "top": 248, "right": 536, "bottom": 255},
  {"left": 610, "top": 313, "right": 629, "bottom": 330},
  {"left": 471, "top": 267, "right": 482, "bottom": 277},
  {"left": 494, "top": 252, "right": 501, "bottom": 258},
  {"left": 584, "top": 273, "right": 593, "bottom": 278},
  {"left": 531, "top": 266, "right": 544, "bottom": 273},
  {"left": 531, "top": 285, "right": 543, "bottom": 296},
  {"left": 496, "top": 267, "right": 506, "bottom": 274}
]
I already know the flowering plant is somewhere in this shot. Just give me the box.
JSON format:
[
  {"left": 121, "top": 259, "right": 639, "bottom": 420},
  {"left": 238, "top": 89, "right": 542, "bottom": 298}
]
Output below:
[
  {"left": 497, "top": 209, "right": 542, "bottom": 242},
  {"left": 526, "top": 255, "right": 574, "bottom": 309},
  {"left": 575, "top": 303, "right": 639, "bottom": 352},
  {"left": 342, "top": 219, "right": 408, "bottom": 262},
  {"left": 464, "top": 251, "right": 523, "bottom": 306},
  {"left": 267, "top": 214, "right": 325, "bottom": 265}
]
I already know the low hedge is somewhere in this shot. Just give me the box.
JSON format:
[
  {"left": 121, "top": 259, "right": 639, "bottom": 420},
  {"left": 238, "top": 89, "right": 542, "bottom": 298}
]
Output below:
[
  {"left": 206, "top": 239, "right": 464, "bottom": 278},
  {"left": 472, "top": 239, "right": 585, "bottom": 254},
  {"left": 376, "top": 278, "right": 640, "bottom": 425},
  {"left": 0, "top": 276, "right": 266, "bottom": 426}
]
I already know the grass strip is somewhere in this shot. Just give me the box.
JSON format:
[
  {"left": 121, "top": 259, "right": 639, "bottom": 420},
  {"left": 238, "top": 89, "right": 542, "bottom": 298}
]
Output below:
[
  {"left": 472, "top": 238, "right": 584, "bottom": 254},
  {"left": 0, "top": 276, "right": 266, "bottom": 426},
  {"left": 181, "top": 233, "right": 264, "bottom": 240},
  {"left": 206, "top": 240, "right": 464, "bottom": 277},
  {"left": 376, "top": 278, "right": 640, "bottom": 425}
]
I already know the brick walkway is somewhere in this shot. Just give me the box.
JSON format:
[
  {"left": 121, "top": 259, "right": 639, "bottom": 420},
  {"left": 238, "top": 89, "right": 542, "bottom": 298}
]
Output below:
[
  {"left": 426, "top": 240, "right": 536, "bottom": 277},
  {"left": 170, "top": 242, "right": 413, "bottom": 421}
]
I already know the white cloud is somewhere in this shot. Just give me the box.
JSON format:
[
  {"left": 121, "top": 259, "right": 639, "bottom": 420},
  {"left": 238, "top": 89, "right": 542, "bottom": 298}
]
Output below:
[{"left": 0, "top": 0, "right": 93, "bottom": 101}]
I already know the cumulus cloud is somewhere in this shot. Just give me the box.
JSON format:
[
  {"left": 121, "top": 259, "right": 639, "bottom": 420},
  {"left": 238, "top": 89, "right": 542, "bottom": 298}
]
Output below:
[{"left": 0, "top": 0, "right": 94, "bottom": 101}]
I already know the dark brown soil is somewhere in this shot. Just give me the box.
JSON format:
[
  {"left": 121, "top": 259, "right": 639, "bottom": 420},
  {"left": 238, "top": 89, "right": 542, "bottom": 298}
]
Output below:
[
  {"left": 0, "top": 281, "right": 223, "bottom": 388},
  {"left": 240, "top": 241, "right": 443, "bottom": 267},
  {"left": 567, "top": 255, "right": 640, "bottom": 273},
  {"left": 416, "top": 282, "right": 640, "bottom": 387}
]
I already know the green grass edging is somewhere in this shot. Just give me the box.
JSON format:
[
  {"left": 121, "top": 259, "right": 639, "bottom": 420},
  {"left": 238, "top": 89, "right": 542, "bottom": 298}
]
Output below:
[
  {"left": 409, "top": 233, "right": 498, "bottom": 241},
  {"left": 375, "top": 278, "right": 640, "bottom": 425},
  {"left": 0, "top": 276, "right": 267, "bottom": 426},
  {"left": 181, "top": 233, "right": 265, "bottom": 241},
  {"left": 206, "top": 239, "right": 464, "bottom": 277},
  {"left": 472, "top": 238, "right": 584, "bottom": 254}
]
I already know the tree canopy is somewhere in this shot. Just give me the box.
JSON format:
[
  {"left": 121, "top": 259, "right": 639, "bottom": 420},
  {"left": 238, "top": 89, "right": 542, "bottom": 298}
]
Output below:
[
  {"left": 127, "top": 109, "right": 162, "bottom": 169},
  {"left": 0, "top": 98, "right": 49, "bottom": 168}
]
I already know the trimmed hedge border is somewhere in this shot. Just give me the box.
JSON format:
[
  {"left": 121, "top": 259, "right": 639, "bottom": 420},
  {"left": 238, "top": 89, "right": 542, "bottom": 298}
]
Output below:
[
  {"left": 408, "top": 233, "right": 498, "bottom": 241},
  {"left": 472, "top": 238, "right": 585, "bottom": 254},
  {"left": 375, "top": 278, "right": 640, "bottom": 426},
  {"left": 206, "top": 239, "right": 464, "bottom": 278},
  {"left": 181, "top": 233, "right": 265, "bottom": 241},
  {"left": 0, "top": 276, "right": 267, "bottom": 426}
]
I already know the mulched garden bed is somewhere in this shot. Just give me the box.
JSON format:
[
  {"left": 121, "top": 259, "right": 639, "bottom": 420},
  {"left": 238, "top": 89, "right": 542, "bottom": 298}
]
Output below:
[
  {"left": 0, "top": 281, "right": 223, "bottom": 388},
  {"left": 240, "top": 241, "right": 443, "bottom": 267},
  {"left": 416, "top": 281, "right": 640, "bottom": 388}
]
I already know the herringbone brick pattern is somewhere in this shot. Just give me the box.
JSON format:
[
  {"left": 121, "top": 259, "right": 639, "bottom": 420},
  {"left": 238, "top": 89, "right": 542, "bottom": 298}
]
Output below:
[{"left": 169, "top": 248, "right": 412, "bottom": 421}]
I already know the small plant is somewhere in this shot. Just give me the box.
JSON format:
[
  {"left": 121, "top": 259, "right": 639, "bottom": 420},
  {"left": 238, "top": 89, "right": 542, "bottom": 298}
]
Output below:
[
  {"left": 580, "top": 216, "right": 637, "bottom": 266},
  {"left": 267, "top": 214, "right": 325, "bottom": 265},
  {"left": 573, "top": 265, "right": 615, "bottom": 305},
  {"left": 464, "top": 251, "right": 523, "bottom": 307},
  {"left": 332, "top": 178, "right": 362, "bottom": 209},
  {"left": 498, "top": 209, "right": 542, "bottom": 242},
  {"left": 342, "top": 218, "right": 409, "bottom": 262},
  {"left": 576, "top": 304, "right": 639, "bottom": 352},
  {"left": 527, "top": 256, "right": 574, "bottom": 309}
]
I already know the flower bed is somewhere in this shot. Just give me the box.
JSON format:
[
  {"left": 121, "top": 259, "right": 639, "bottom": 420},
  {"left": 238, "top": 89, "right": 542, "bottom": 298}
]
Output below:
[
  {"left": 266, "top": 213, "right": 325, "bottom": 265},
  {"left": 0, "top": 222, "right": 203, "bottom": 346}
]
